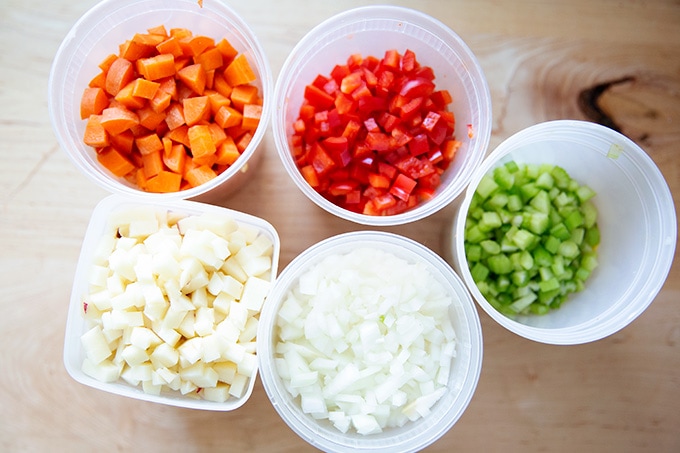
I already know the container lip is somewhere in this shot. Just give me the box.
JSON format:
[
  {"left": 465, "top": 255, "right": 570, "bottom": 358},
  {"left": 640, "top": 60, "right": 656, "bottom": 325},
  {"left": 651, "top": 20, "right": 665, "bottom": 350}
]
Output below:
[
  {"left": 454, "top": 119, "right": 677, "bottom": 345},
  {"left": 64, "top": 194, "right": 281, "bottom": 410},
  {"left": 48, "top": 0, "right": 273, "bottom": 201},
  {"left": 272, "top": 5, "right": 492, "bottom": 227},
  {"left": 258, "top": 231, "right": 483, "bottom": 452}
]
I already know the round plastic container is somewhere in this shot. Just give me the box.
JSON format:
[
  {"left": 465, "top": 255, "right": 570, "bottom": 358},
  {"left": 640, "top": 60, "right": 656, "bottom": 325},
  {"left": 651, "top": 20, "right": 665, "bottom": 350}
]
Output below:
[
  {"left": 272, "top": 6, "right": 492, "bottom": 226},
  {"left": 257, "top": 231, "right": 483, "bottom": 452},
  {"left": 64, "top": 194, "right": 280, "bottom": 410},
  {"left": 448, "top": 120, "right": 677, "bottom": 345},
  {"left": 48, "top": 0, "right": 273, "bottom": 202}
]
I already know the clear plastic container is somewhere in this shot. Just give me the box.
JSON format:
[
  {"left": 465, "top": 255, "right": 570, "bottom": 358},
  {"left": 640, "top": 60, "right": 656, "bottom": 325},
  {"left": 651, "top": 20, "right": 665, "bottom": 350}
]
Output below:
[
  {"left": 48, "top": 0, "right": 273, "bottom": 203},
  {"left": 63, "top": 194, "right": 280, "bottom": 410},
  {"left": 272, "top": 5, "right": 492, "bottom": 226},
  {"left": 448, "top": 120, "right": 677, "bottom": 345},
  {"left": 257, "top": 231, "right": 483, "bottom": 452}
]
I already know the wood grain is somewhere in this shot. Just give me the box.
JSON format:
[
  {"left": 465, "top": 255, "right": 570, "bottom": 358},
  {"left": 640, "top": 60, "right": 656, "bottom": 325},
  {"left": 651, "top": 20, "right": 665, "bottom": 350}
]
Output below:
[{"left": 1, "top": 0, "right": 678, "bottom": 452}]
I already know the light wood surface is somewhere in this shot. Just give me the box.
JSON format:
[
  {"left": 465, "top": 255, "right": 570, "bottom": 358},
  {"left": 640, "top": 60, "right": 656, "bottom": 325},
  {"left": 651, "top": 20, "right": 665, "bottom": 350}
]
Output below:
[{"left": 1, "top": 0, "right": 678, "bottom": 451}]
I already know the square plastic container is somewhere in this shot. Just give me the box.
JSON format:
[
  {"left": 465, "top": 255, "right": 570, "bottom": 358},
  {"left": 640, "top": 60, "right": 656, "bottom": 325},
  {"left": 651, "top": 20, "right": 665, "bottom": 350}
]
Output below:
[
  {"left": 272, "top": 6, "right": 492, "bottom": 226},
  {"left": 64, "top": 194, "right": 280, "bottom": 410},
  {"left": 48, "top": 0, "right": 273, "bottom": 202},
  {"left": 448, "top": 120, "right": 677, "bottom": 345},
  {"left": 257, "top": 231, "right": 483, "bottom": 452}
]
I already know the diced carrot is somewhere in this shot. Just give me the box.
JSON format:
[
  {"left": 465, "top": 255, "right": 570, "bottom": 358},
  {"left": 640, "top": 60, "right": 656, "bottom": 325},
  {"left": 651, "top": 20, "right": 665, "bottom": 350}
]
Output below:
[
  {"left": 182, "top": 95, "right": 210, "bottom": 126},
  {"left": 114, "top": 81, "right": 146, "bottom": 109},
  {"left": 109, "top": 129, "right": 135, "bottom": 155},
  {"left": 163, "top": 143, "right": 187, "bottom": 173},
  {"left": 179, "top": 35, "right": 214, "bottom": 57},
  {"left": 147, "top": 25, "right": 168, "bottom": 37},
  {"left": 119, "top": 37, "right": 154, "bottom": 61},
  {"left": 207, "top": 122, "right": 227, "bottom": 146},
  {"left": 184, "top": 164, "right": 217, "bottom": 187},
  {"left": 241, "top": 104, "right": 262, "bottom": 130},
  {"left": 134, "top": 167, "right": 148, "bottom": 189},
  {"left": 97, "top": 147, "right": 135, "bottom": 177},
  {"left": 135, "top": 133, "right": 164, "bottom": 155},
  {"left": 177, "top": 64, "right": 206, "bottom": 95},
  {"left": 212, "top": 73, "right": 233, "bottom": 98},
  {"left": 80, "top": 87, "right": 109, "bottom": 119},
  {"left": 164, "top": 102, "right": 185, "bottom": 130},
  {"left": 100, "top": 106, "right": 139, "bottom": 135},
  {"left": 89, "top": 71, "right": 107, "bottom": 89},
  {"left": 195, "top": 47, "right": 224, "bottom": 72},
  {"left": 131, "top": 78, "right": 160, "bottom": 99},
  {"left": 216, "top": 38, "right": 238, "bottom": 63},
  {"left": 205, "top": 69, "right": 215, "bottom": 91},
  {"left": 230, "top": 84, "right": 258, "bottom": 111},
  {"left": 169, "top": 27, "right": 193, "bottom": 40},
  {"left": 235, "top": 131, "right": 253, "bottom": 152},
  {"left": 137, "top": 107, "right": 166, "bottom": 130},
  {"left": 223, "top": 54, "right": 256, "bottom": 86},
  {"left": 214, "top": 105, "right": 242, "bottom": 129},
  {"left": 164, "top": 125, "right": 190, "bottom": 147},
  {"left": 192, "top": 151, "right": 218, "bottom": 167},
  {"left": 137, "top": 53, "right": 176, "bottom": 80},
  {"left": 98, "top": 54, "right": 118, "bottom": 72},
  {"left": 146, "top": 170, "right": 182, "bottom": 193},
  {"left": 157, "top": 77, "right": 178, "bottom": 100},
  {"left": 83, "top": 115, "right": 109, "bottom": 148},
  {"left": 205, "top": 90, "right": 231, "bottom": 114},
  {"left": 215, "top": 136, "right": 240, "bottom": 165},
  {"left": 156, "top": 35, "right": 184, "bottom": 58},
  {"left": 142, "top": 149, "right": 163, "bottom": 178},
  {"left": 174, "top": 56, "right": 191, "bottom": 73},
  {"left": 187, "top": 124, "right": 215, "bottom": 159},
  {"left": 105, "top": 57, "right": 134, "bottom": 96}
]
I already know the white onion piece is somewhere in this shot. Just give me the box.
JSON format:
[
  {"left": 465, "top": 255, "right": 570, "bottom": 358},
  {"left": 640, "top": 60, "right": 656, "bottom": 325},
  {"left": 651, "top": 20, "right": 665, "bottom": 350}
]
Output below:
[{"left": 275, "top": 248, "right": 457, "bottom": 434}]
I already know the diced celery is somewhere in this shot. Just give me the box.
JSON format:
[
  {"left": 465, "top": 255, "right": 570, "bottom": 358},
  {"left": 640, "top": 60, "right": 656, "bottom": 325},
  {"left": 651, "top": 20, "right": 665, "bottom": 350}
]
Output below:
[
  {"left": 571, "top": 227, "right": 585, "bottom": 245},
  {"left": 512, "top": 229, "right": 536, "bottom": 250},
  {"left": 549, "top": 223, "right": 571, "bottom": 240},
  {"left": 535, "top": 171, "right": 555, "bottom": 189},
  {"left": 479, "top": 211, "right": 502, "bottom": 232},
  {"left": 470, "top": 262, "right": 489, "bottom": 282},
  {"left": 529, "top": 190, "right": 551, "bottom": 214},
  {"left": 511, "top": 270, "right": 529, "bottom": 287},
  {"left": 581, "top": 252, "right": 599, "bottom": 272},
  {"left": 519, "top": 183, "right": 539, "bottom": 202},
  {"left": 575, "top": 267, "right": 591, "bottom": 281},
  {"left": 543, "top": 235, "right": 561, "bottom": 254},
  {"left": 558, "top": 240, "right": 580, "bottom": 259},
  {"left": 477, "top": 174, "right": 499, "bottom": 199},
  {"left": 466, "top": 244, "right": 482, "bottom": 262},
  {"left": 576, "top": 185, "right": 596, "bottom": 202},
  {"left": 539, "top": 266, "right": 554, "bottom": 282},
  {"left": 485, "top": 193, "right": 509, "bottom": 210},
  {"left": 480, "top": 240, "right": 501, "bottom": 255},
  {"left": 551, "top": 255, "right": 566, "bottom": 277},
  {"left": 519, "top": 250, "right": 534, "bottom": 270},
  {"left": 507, "top": 194, "right": 522, "bottom": 212},
  {"left": 487, "top": 254, "right": 513, "bottom": 274},
  {"left": 526, "top": 212, "right": 550, "bottom": 235},
  {"left": 585, "top": 226, "right": 600, "bottom": 247},
  {"left": 525, "top": 163, "right": 540, "bottom": 179},
  {"left": 564, "top": 210, "right": 584, "bottom": 231},
  {"left": 504, "top": 160, "right": 520, "bottom": 173},
  {"left": 510, "top": 293, "right": 537, "bottom": 313},
  {"left": 538, "top": 278, "right": 560, "bottom": 293},
  {"left": 551, "top": 166, "right": 571, "bottom": 189},
  {"left": 493, "top": 166, "right": 515, "bottom": 190},
  {"left": 582, "top": 201, "right": 598, "bottom": 228},
  {"left": 465, "top": 225, "right": 486, "bottom": 244}
]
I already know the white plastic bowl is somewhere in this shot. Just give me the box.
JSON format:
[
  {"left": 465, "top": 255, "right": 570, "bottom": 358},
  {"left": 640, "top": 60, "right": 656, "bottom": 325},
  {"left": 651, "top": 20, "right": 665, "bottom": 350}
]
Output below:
[
  {"left": 449, "top": 120, "right": 677, "bottom": 345},
  {"left": 64, "top": 194, "right": 280, "bottom": 410},
  {"left": 272, "top": 5, "right": 492, "bottom": 226},
  {"left": 48, "top": 0, "right": 273, "bottom": 202},
  {"left": 257, "top": 231, "right": 483, "bottom": 452}
]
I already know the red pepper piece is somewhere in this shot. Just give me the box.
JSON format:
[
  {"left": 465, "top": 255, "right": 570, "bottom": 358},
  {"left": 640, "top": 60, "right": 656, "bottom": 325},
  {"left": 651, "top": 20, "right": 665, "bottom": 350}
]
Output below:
[
  {"left": 390, "top": 173, "right": 417, "bottom": 201},
  {"left": 399, "top": 77, "right": 435, "bottom": 98},
  {"left": 304, "top": 84, "right": 334, "bottom": 110}
]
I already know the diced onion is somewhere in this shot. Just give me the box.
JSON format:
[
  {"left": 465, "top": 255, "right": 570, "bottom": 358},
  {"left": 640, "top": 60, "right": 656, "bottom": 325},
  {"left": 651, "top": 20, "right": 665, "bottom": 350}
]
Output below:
[{"left": 275, "top": 248, "right": 457, "bottom": 434}]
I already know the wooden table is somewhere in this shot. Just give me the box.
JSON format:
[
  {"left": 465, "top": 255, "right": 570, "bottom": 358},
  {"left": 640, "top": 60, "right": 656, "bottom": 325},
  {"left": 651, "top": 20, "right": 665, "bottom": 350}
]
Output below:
[{"left": 1, "top": 0, "right": 678, "bottom": 451}]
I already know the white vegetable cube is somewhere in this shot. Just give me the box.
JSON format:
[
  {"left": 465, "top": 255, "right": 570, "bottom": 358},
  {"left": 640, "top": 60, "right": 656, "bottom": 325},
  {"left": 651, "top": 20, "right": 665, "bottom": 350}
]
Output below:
[
  {"left": 216, "top": 318, "right": 240, "bottom": 343},
  {"left": 81, "top": 325, "right": 112, "bottom": 364},
  {"left": 329, "top": 411, "right": 351, "bottom": 434},
  {"left": 178, "top": 337, "right": 203, "bottom": 365},
  {"left": 221, "top": 257, "right": 248, "bottom": 283},
  {"left": 191, "top": 286, "right": 209, "bottom": 309},
  {"left": 152, "top": 251, "right": 181, "bottom": 281},
  {"left": 228, "top": 373, "right": 249, "bottom": 398},
  {"left": 108, "top": 248, "right": 137, "bottom": 282},
  {"left": 248, "top": 234, "right": 273, "bottom": 257},
  {"left": 150, "top": 342, "right": 179, "bottom": 368},
  {"left": 177, "top": 312, "right": 196, "bottom": 339},
  {"left": 128, "top": 217, "right": 159, "bottom": 239},
  {"left": 235, "top": 245, "right": 271, "bottom": 277},
  {"left": 240, "top": 276, "right": 271, "bottom": 312},
  {"left": 88, "top": 289, "right": 113, "bottom": 311},
  {"left": 133, "top": 252, "right": 154, "bottom": 283},
  {"left": 193, "top": 307, "right": 215, "bottom": 337},
  {"left": 180, "top": 229, "right": 224, "bottom": 271},
  {"left": 237, "top": 352, "right": 257, "bottom": 377},
  {"left": 180, "top": 361, "right": 218, "bottom": 388},
  {"left": 154, "top": 326, "right": 181, "bottom": 348},
  {"left": 220, "top": 341, "right": 245, "bottom": 364},
  {"left": 92, "top": 234, "right": 116, "bottom": 266},
  {"left": 221, "top": 275, "right": 244, "bottom": 299},
  {"left": 82, "top": 358, "right": 121, "bottom": 383},
  {"left": 179, "top": 379, "right": 198, "bottom": 395},
  {"left": 121, "top": 344, "right": 149, "bottom": 367},
  {"left": 227, "top": 301, "right": 248, "bottom": 330},
  {"left": 207, "top": 272, "right": 223, "bottom": 296},
  {"left": 201, "top": 334, "right": 221, "bottom": 363},
  {"left": 106, "top": 272, "right": 126, "bottom": 296},
  {"left": 203, "top": 383, "right": 231, "bottom": 403},
  {"left": 301, "top": 392, "right": 327, "bottom": 416},
  {"left": 144, "top": 228, "right": 181, "bottom": 256},
  {"left": 179, "top": 257, "right": 210, "bottom": 294},
  {"left": 153, "top": 366, "right": 179, "bottom": 385},
  {"left": 129, "top": 326, "right": 161, "bottom": 350},
  {"left": 351, "top": 414, "right": 382, "bottom": 435},
  {"left": 214, "top": 361, "right": 237, "bottom": 384},
  {"left": 212, "top": 293, "right": 235, "bottom": 315},
  {"left": 88, "top": 264, "right": 110, "bottom": 288},
  {"left": 238, "top": 317, "right": 259, "bottom": 343},
  {"left": 178, "top": 212, "right": 238, "bottom": 239}
]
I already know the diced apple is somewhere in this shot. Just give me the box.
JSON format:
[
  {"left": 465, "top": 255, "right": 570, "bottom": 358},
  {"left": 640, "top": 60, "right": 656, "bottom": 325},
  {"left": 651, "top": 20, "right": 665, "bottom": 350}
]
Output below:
[
  {"left": 220, "top": 341, "right": 245, "bottom": 364},
  {"left": 221, "top": 256, "right": 248, "bottom": 283},
  {"left": 215, "top": 318, "right": 240, "bottom": 343},
  {"left": 227, "top": 300, "right": 248, "bottom": 330},
  {"left": 202, "top": 383, "right": 231, "bottom": 403},
  {"left": 133, "top": 253, "right": 154, "bottom": 283},
  {"left": 194, "top": 307, "right": 215, "bottom": 337},
  {"left": 228, "top": 373, "right": 248, "bottom": 398},
  {"left": 191, "top": 286, "right": 209, "bottom": 309},
  {"left": 180, "top": 361, "right": 218, "bottom": 388},
  {"left": 88, "top": 264, "right": 111, "bottom": 288},
  {"left": 82, "top": 358, "right": 121, "bottom": 383},
  {"left": 129, "top": 326, "right": 162, "bottom": 350},
  {"left": 88, "top": 290, "right": 112, "bottom": 311},
  {"left": 237, "top": 352, "right": 257, "bottom": 377},
  {"left": 177, "top": 312, "right": 196, "bottom": 339},
  {"left": 121, "top": 344, "right": 149, "bottom": 367},
  {"left": 179, "top": 379, "right": 197, "bottom": 395},
  {"left": 150, "top": 342, "right": 179, "bottom": 368},
  {"left": 201, "top": 334, "right": 221, "bottom": 363},
  {"left": 240, "top": 276, "right": 271, "bottom": 312},
  {"left": 214, "top": 361, "right": 237, "bottom": 384},
  {"left": 212, "top": 293, "right": 234, "bottom": 315},
  {"left": 142, "top": 379, "right": 162, "bottom": 396},
  {"left": 220, "top": 274, "right": 244, "bottom": 299},
  {"left": 81, "top": 325, "right": 112, "bottom": 364},
  {"left": 178, "top": 337, "right": 203, "bottom": 365},
  {"left": 238, "top": 317, "right": 258, "bottom": 343}
]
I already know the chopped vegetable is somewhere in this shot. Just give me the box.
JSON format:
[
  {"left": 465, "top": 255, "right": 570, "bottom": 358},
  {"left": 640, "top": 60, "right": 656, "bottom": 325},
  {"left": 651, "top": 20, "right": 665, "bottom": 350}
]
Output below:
[
  {"left": 79, "top": 207, "right": 274, "bottom": 402},
  {"left": 464, "top": 161, "right": 600, "bottom": 316},
  {"left": 80, "top": 25, "right": 263, "bottom": 192},
  {"left": 291, "top": 49, "right": 463, "bottom": 216},
  {"left": 275, "top": 247, "right": 457, "bottom": 434}
]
